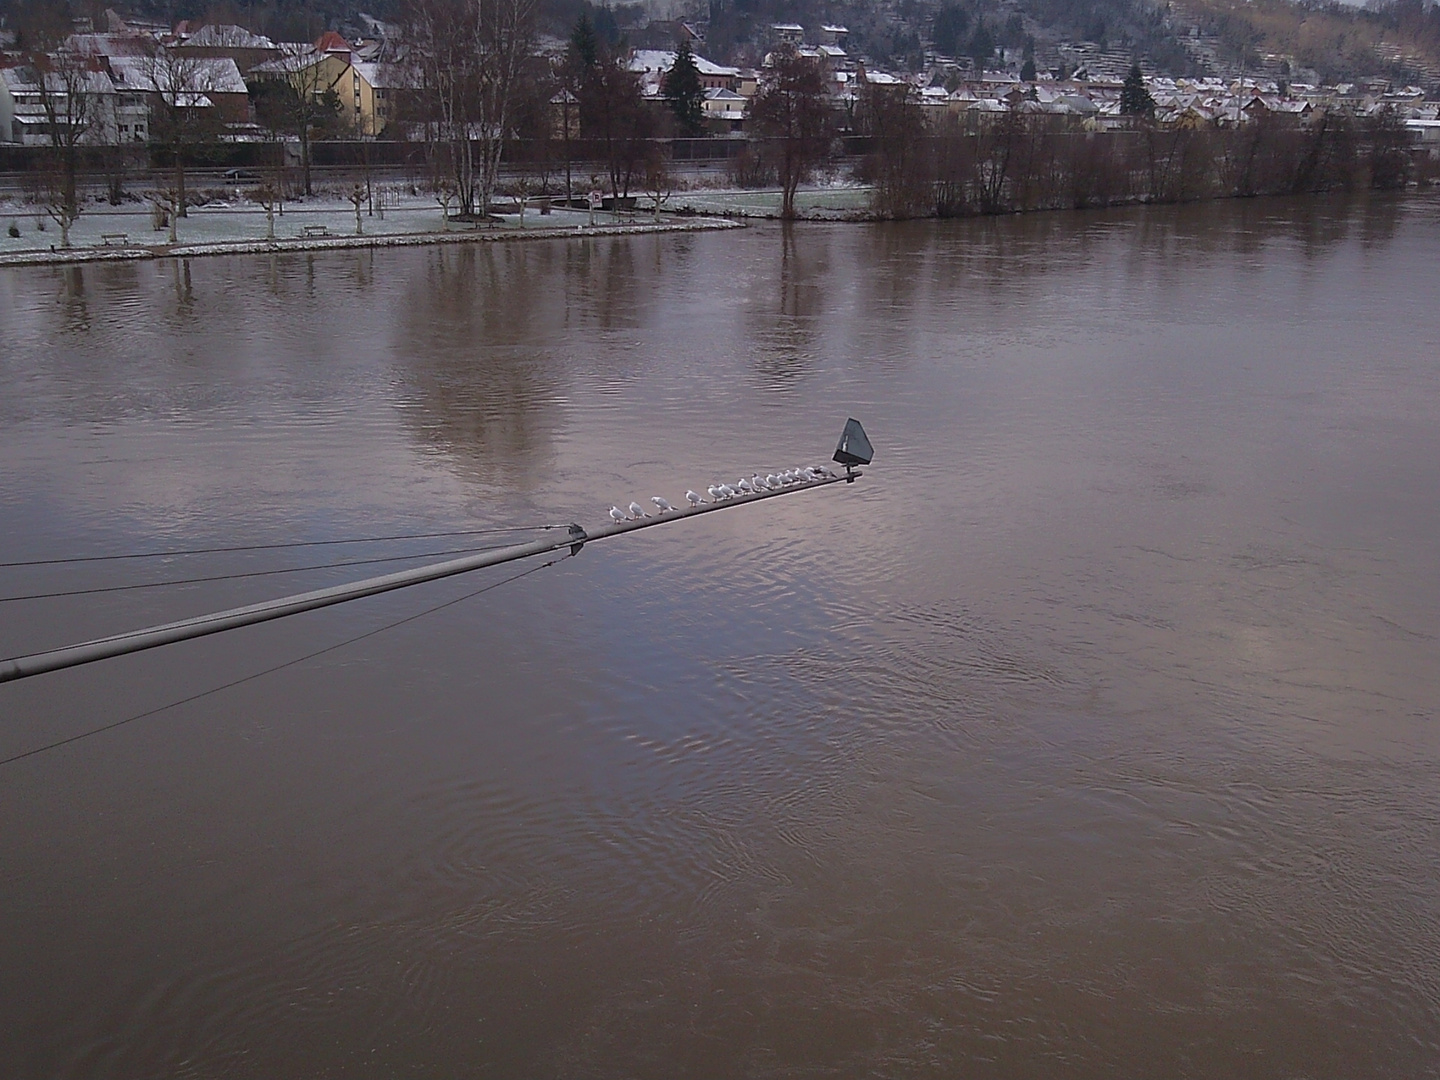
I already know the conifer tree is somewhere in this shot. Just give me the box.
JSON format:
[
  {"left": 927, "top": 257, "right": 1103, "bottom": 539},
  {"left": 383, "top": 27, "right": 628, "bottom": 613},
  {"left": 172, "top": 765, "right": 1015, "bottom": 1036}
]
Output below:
[
  {"left": 663, "top": 39, "right": 706, "bottom": 136},
  {"left": 570, "top": 13, "right": 599, "bottom": 70},
  {"left": 1121, "top": 64, "right": 1156, "bottom": 116}
]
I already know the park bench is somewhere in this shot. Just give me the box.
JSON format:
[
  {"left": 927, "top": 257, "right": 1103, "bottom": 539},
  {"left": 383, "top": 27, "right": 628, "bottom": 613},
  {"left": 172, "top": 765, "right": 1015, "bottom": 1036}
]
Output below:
[
  {"left": 98, "top": 233, "right": 129, "bottom": 246},
  {"left": 301, "top": 224, "right": 329, "bottom": 238}
]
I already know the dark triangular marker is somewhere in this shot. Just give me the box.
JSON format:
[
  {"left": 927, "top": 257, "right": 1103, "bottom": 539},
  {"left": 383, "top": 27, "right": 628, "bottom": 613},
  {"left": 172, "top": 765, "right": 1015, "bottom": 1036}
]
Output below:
[{"left": 833, "top": 418, "right": 873, "bottom": 474}]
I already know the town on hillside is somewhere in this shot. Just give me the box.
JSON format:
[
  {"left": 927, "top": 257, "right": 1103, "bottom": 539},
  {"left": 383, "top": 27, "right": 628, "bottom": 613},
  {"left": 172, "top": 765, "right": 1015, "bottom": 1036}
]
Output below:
[
  {"left": 4, "top": 3, "right": 1438, "bottom": 151},
  {"left": 1, "top": 1, "right": 1436, "bottom": 241}
]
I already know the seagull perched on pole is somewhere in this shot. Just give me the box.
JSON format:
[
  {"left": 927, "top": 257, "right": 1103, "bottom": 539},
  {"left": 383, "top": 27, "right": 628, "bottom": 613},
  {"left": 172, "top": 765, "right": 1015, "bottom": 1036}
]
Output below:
[
  {"left": 628, "top": 501, "right": 647, "bottom": 519},
  {"left": 766, "top": 474, "right": 779, "bottom": 489},
  {"left": 686, "top": 490, "right": 704, "bottom": 507},
  {"left": 736, "top": 478, "right": 754, "bottom": 494},
  {"left": 707, "top": 485, "right": 722, "bottom": 501},
  {"left": 609, "top": 506, "right": 626, "bottom": 524},
  {"left": 651, "top": 496, "right": 674, "bottom": 513}
]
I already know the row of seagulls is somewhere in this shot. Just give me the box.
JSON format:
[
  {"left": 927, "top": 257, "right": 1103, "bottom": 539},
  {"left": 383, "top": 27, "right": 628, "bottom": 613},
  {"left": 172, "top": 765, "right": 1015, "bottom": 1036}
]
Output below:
[{"left": 611, "top": 464, "right": 840, "bottom": 523}]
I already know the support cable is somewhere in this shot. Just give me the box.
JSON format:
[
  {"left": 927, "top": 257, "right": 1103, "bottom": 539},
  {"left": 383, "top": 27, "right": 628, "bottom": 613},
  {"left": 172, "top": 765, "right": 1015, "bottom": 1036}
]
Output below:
[
  {"left": 0, "top": 542, "right": 519, "bottom": 604},
  {"left": 0, "top": 525, "right": 565, "bottom": 570},
  {"left": 0, "top": 553, "right": 568, "bottom": 769}
]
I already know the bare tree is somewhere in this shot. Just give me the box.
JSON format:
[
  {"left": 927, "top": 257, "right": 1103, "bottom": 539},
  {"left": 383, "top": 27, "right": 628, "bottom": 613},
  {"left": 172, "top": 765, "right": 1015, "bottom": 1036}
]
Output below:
[
  {"left": 138, "top": 45, "right": 227, "bottom": 217},
  {"left": 348, "top": 185, "right": 365, "bottom": 234},
  {"left": 147, "top": 188, "right": 181, "bottom": 243},
  {"left": 408, "top": 0, "right": 538, "bottom": 219},
  {"left": 575, "top": 48, "right": 653, "bottom": 201},
  {"left": 435, "top": 179, "right": 457, "bottom": 229},
  {"left": 643, "top": 145, "right": 672, "bottom": 220},
  {"left": 251, "top": 47, "right": 343, "bottom": 197},
  {"left": 475, "top": 0, "right": 538, "bottom": 218},
  {"left": 858, "top": 82, "right": 932, "bottom": 219},
  {"left": 26, "top": 50, "right": 100, "bottom": 248},
  {"left": 248, "top": 184, "right": 279, "bottom": 240},
  {"left": 749, "top": 47, "right": 833, "bottom": 220}
]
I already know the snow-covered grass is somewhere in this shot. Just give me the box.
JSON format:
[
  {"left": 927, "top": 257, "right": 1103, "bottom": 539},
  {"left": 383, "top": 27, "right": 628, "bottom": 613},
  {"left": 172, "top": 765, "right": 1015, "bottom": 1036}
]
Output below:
[
  {"left": 0, "top": 192, "right": 635, "bottom": 256},
  {"left": 667, "top": 185, "right": 873, "bottom": 218}
]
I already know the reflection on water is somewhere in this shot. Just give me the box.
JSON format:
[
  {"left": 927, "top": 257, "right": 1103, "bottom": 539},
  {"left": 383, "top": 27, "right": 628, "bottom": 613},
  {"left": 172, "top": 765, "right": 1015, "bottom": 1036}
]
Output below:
[{"left": 1, "top": 194, "right": 1439, "bottom": 1079}]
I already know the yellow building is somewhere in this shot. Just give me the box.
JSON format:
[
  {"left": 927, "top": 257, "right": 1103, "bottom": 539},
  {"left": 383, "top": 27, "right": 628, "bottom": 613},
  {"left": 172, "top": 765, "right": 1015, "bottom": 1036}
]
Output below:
[{"left": 249, "top": 33, "right": 403, "bottom": 137}]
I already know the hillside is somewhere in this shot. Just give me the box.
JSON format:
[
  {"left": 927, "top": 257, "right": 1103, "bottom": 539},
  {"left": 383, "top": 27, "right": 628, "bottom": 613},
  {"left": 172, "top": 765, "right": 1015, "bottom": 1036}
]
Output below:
[{"left": 5, "top": 0, "right": 1437, "bottom": 84}]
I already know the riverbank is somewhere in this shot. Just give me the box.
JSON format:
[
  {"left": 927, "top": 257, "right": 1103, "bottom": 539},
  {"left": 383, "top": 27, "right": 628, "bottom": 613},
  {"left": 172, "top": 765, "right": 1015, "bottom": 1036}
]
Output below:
[{"left": 0, "top": 215, "right": 744, "bottom": 268}]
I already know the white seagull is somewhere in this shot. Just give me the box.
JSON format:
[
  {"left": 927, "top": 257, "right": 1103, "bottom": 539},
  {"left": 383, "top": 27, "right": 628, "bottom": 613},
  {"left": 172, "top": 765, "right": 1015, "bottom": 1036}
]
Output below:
[
  {"left": 720, "top": 484, "right": 737, "bottom": 499},
  {"left": 766, "top": 474, "right": 779, "bottom": 488},
  {"left": 686, "top": 490, "right": 704, "bottom": 506},
  {"left": 752, "top": 473, "right": 767, "bottom": 491},
  {"left": 651, "top": 496, "right": 674, "bottom": 513},
  {"left": 736, "top": 478, "right": 754, "bottom": 494},
  {"left": 707, "top": 485, "right": 722, "bottom": 501},
  {"left": 628, "top": 501, "right": 647, "bottom": 519},
  {"left": 609, "top": 506, "right": 627, "bottom": 524}
]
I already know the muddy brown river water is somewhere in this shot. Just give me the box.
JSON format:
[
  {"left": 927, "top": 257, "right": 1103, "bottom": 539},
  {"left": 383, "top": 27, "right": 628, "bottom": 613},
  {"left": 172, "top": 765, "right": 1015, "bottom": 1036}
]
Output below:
[{"left": 2, "top": 196, "right": 1438, "bottom": 1078}]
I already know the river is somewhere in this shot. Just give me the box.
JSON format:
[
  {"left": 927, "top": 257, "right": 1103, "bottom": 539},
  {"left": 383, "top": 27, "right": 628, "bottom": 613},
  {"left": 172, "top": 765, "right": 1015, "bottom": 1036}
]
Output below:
[{"left": 2, "top": 195, "right": 1438, "bottom": 1077}]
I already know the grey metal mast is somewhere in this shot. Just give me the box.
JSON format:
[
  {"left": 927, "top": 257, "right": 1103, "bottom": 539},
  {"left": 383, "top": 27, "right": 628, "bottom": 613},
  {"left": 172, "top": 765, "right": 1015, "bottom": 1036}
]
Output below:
[{"left": 1, "top": 434, "right": 870, "bottom": 685}]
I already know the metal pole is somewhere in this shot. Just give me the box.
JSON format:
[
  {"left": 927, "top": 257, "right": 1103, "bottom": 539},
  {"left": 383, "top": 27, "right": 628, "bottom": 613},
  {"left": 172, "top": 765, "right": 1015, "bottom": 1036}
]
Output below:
[{"left": 0, "top": 473, "right": 855, "bottom": 684}]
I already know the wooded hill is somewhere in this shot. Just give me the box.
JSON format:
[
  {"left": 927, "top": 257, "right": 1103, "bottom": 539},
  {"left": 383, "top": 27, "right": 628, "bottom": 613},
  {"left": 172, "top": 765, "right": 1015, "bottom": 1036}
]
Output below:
[{"left": 7, "top": 0, "right": 1438, "bottom": 84}]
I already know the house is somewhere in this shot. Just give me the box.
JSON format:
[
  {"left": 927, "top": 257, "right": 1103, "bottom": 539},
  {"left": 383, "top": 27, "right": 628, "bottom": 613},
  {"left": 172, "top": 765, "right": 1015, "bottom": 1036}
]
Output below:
[
  {"left": 0, "top": 64, "right": 134, "bottom": 144},
  {"left": 108, "top": 52, "right": 250, "bottom": 126},
  {"left": 626, "top": 49, "right": 741, "bottom": 93},
  {"left": 701, "top": 86, "right": 746, "bottom": 131},
  {"left": 171, "top": 23, "right": 280, "bottom": 75},
  {"left": 248, "top": 35, "right": 397, "bottom": 136}
]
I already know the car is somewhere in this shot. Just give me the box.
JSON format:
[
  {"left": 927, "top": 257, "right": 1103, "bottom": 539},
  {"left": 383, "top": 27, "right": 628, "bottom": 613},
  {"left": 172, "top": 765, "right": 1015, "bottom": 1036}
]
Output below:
[{"left": 223, "top": 168, "right": 261, "bottom": 182}]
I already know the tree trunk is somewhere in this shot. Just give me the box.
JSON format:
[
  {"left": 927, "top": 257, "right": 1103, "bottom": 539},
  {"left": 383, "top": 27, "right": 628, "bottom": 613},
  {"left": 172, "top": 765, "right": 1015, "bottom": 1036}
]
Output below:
[
  {"left": 175, "top": 153, "right": 188, "bottom": 218},
  {"left": 301, "top": 126, "right": 313, "bottom": 196}
]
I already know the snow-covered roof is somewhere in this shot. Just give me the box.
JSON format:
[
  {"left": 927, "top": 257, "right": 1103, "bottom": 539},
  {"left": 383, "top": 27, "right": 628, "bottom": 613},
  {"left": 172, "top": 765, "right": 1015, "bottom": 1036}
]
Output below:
[
  {"left": 108, "top": 54, "right": 247, "bottom": 95},
  {"left": 350, "top": 60, "right": 413, "bottom": 88},
  {"left": 248, "top": 44, "right": 321, "bottom": 74},
  {"left": 626, "top": 49, "right": 738, "bottom": 78},
  {"left": 65, "top": 33, "right": 153, "bottom": 58},
  {"left": 182, "top": 24, "right": 275, "bottom": 49},
  {"left": 315, "top": 32, "right": 353, "bottom": 54}
]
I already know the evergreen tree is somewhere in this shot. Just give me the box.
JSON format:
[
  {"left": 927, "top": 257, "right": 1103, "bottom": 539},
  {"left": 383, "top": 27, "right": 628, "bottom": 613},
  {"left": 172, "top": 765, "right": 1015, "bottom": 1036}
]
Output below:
[
  {"left": 570, "top": 13, "right": 599, "bottom": 70},
  {"left": 931, "top": 5, "right": 969, "bottom": 58},
  {"left": 967, "top": 22, "right": 995, "bottom": 72},
  {"left": 663, "top": 38, "right": 706, "bottom": 136},
  {"left": 1020, "top": 58, "right": 1037, "bottom": 82},
  {"left": 1120, "top": 64, "right": 1156, "bottom": 116}
]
